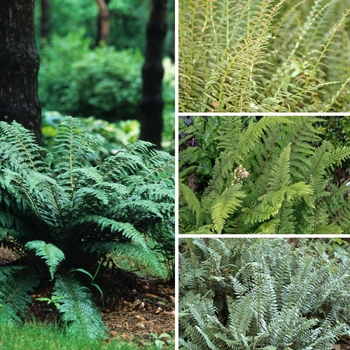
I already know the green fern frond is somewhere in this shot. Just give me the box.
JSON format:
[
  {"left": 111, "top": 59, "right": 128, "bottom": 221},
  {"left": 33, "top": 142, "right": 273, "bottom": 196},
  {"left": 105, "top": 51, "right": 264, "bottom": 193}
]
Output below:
[
  {"left": 180, "top": 181, "right": 203, "bottom": 225},
  {"left": 25, "top": 240, "right": 65, "bottom": 280},
  {"left": 0, "top": 121, "right": 49, "bottom": 173},
  {"left": 52, "top": 116, "right": 100, "bottom": 196},
  {"left": 0, "top": 266, "right": 40, "bottom": 323},
  {"left": 53, "top": 274, "right": 106, "bottom": 340},
  {"left": 211, "top": 184, "right": 246, "bottom": 234}
]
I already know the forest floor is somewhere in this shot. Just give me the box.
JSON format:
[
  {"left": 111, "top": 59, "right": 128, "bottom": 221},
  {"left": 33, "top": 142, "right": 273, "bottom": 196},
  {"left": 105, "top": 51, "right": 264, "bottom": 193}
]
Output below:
[{"left": 0, "top": 247, "right": 175, "bottom": 348}]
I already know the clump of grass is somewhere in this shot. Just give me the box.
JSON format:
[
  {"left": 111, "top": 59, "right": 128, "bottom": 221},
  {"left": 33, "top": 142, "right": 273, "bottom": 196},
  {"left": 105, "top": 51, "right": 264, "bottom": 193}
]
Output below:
[{"left": 0, "top": 322, "right": 160, "bottom": 350}]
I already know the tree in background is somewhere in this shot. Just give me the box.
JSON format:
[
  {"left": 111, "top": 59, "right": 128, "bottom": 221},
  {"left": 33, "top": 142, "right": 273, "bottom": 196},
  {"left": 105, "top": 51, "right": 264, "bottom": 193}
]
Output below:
[
  {"left": 94, "top": 0, "right": 110, "bottom": 46},
  {"left": 140, "top": 0, "right": 167, "bottom": 149},
  {"left": 40, "top": 0, "right": 50, "bottom": 42},
  {"left": 0, "top": 0, "right": 41, "bottom": 143}
]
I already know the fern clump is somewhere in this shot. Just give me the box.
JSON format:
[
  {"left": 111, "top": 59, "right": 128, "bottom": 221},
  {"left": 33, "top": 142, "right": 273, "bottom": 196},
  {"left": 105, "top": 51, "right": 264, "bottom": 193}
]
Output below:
[
  {"left": 179, "top": 0, "right": 350, "bottom": 112},
  {"left": 0, "top": 117, "right": 174, "bottom": 339},
  {"left": 179, "top": 116, "right": 350, "bottom": 233},
  {"left": 179, "top": 238, "right": 350, "bottom": 349}
]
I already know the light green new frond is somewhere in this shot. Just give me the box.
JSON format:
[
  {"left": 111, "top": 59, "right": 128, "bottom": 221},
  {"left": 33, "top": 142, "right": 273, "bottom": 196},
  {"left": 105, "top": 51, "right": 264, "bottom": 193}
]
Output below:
[
  {"left": 243, "top": 182, "right": 313, "bottom": 225},
  {"left": 269, "top": 144, "right": 291, "bottom": 190},
  {"left": 53, "top": 274, "right": 106, "bottom": 340},
  {"left": 25, "top": 240, "right": 65, "bottom": 280},
  {"left": 211, "top": 185, "right": 246, "bottom": 234}
]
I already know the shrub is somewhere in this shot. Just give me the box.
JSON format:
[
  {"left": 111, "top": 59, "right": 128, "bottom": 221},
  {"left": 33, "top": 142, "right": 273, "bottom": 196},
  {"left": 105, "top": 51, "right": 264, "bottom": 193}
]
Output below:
[
  {"left": 179, "top": 116, "right": 350, "bottom": 233},
  {"left": 179, "top": 238, "right": 350, "bottom": 349},
  {"left": 39, "top": 32, "right": 142, "bottom": 120},
  {"left": 0, "top": 117, "right": 175, "bottom": 338}
]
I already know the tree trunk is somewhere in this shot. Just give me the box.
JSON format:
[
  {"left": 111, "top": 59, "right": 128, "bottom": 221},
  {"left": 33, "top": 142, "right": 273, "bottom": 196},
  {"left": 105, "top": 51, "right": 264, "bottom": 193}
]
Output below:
[
  {"left": 94, "top": 0, "right": 110, "bottom": 46},
  {"left": 40, "top": 0, "right": 50, "bottom": 42},
  {"left": 140, "top": 0, "right": 167, "bottom": 149},
  {"left": 0, "top": 0, "right": 42, "bottom": 144}
]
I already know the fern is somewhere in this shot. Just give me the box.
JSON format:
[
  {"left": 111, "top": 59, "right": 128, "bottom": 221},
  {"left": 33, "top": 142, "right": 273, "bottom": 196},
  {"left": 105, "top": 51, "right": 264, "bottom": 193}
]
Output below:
[
  {"left": 179, "top": 116, "right": 350, "bottom": 233},
  {"left": 53, "top": 273, "right": 106, "bottom": 339},
  {"left": 179, "top": 238, "right": 350, "bottom": 349},
  {"left": 179, "top": 0, "right": 350, "bottom": 112},
  {"left": 0, "top": 117, "right": 174, "bottom": 336},
  {"left": 0, "top": 267, "right": 40, "bottom": 324},
  {"left": 25, "top": 240, "right": 65, "bottom": 281}
]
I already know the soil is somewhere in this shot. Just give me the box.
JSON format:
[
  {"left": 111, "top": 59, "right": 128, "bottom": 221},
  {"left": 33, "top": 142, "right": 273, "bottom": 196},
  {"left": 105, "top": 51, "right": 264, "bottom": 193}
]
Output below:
[{"left": 0, "top": 247, "right": 175, "bottom": 348}]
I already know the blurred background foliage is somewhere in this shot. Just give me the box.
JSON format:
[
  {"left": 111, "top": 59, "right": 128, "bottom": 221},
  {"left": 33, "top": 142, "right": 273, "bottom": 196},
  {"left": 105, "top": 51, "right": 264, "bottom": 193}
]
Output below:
[{"left": 34, "top": 0, "right": 175, "bottom": 152}]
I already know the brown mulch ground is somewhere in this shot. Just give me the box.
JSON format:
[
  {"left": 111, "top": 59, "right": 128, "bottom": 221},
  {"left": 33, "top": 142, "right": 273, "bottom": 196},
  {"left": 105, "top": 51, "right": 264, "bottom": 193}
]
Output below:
[{"left": 0, "top": 247, "right": 175, "bottom": 348}]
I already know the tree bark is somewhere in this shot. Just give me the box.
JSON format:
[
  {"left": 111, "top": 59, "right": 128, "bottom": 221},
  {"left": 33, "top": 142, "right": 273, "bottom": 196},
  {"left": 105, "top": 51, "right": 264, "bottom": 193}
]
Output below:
[
  {"left": 140, "top": 0, "right": 167, "bottom": 149},
  {"left": 40, "top": 0, "right": 50, "bottom": 42},
  {"left": 0, "top": 0, "right": 42, "bottom": 144},
  {"left": 94, "top": 0, "right": 110, "bottom": 46}
]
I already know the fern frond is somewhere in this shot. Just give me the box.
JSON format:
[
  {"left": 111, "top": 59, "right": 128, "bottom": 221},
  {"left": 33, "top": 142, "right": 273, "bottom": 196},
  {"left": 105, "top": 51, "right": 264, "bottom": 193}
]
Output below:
[
  {"left": 211, "top": 184, "right": 246, "bottom": 234},
  {"left": 0, "top": 266, "right": 40, "bottom": 323},
  {"left": 52, "top": 116, "right": 100, "bottom": 196},
  {"left": 0, "top": 121, "right": 49, "bottom": 174},
  {"left": 53, "top": 273, "right": 106, "bottom": 340},
  {"left": 179, "top": 182, "right": 204, "bottom": 230},
  {"left": 25, "top": 240, "right": 65, "bottom": 280}
]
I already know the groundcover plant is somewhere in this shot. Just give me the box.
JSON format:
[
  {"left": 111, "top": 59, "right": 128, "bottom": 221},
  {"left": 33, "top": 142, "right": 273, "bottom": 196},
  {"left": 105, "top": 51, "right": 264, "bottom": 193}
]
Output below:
[
  {"left": 0, "top": 117, "right": 174, "bottom": 339},
  {"left": 179, "top": 116, "right": 350, "bottom": 234},
  {"left": 179, "top": 0, "right": 350, "bottom": 112},
  {"left": 179, "top": 238, "right": 350, "bottom": 349}
]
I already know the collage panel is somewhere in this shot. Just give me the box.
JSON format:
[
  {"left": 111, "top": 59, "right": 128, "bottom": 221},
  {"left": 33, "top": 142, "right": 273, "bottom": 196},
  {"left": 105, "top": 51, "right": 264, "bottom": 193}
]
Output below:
[
  {"left": 178, "top": 237, "right": 350, "bottom": 349},
  {"left": 178, "top": 0, "right": 350, "bottom": 113},
  {"left": 179, "top": 116, "right": 350, "bottom": 234}
]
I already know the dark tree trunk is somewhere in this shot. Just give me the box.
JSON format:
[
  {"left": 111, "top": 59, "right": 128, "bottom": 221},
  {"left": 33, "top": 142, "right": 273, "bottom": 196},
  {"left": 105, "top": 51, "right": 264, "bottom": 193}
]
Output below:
[
  {"left": 140, "top": 0, "right": 167, "bottom": 149},
  {"left": 0, "top": 0, "right": 42, "bottom": 144},
  {"left": 168, "top": 0, "right": 175, "bottom": 63},
  {"left": 40, "top": 0, "right": 50, "bottom": 42},
  {"left": 94, "top": 0, "right": 110, "bottom": 47}
]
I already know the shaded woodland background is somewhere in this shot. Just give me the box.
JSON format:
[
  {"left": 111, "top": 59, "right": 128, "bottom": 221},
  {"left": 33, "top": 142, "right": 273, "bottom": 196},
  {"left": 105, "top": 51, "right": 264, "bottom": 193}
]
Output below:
[
  {"left": 36, "top": 0, "right": 175, "bottom": 150},
  {"left": 1, "top": 0, "right": 175, "bottom": 151}
]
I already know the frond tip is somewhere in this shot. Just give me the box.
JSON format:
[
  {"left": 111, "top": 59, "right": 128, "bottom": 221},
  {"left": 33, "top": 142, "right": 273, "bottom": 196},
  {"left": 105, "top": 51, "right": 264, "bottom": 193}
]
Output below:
[{"left": 25, "top": 240, "right": 65, "bottom": 280}]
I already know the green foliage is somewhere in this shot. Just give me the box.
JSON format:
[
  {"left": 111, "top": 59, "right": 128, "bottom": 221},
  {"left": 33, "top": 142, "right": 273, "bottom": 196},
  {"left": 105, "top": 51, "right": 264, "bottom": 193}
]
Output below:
[
  {"left": 39, "top": 32, "right": 143, "bottom": 120},
  {"left": 42, "top": 112, "right": 140, "bottom": 161},
  {"left": 179, "top": 238, "right": 350, "bottom": 349},
  {"left": 0, "top": 267, "right": 40, "bottom": 324},
  {"left": 0, "top": 117, "right": 174, "bottom": 336},
  {"left": 179, "top": 116, "right": 350, "bottom": 233},
  {"left": 25, "top": 240, "right": 65, "bottom": 281},
  {"left": 53, "top": 274, "right": 106, "bottom": 339},
  {"left": 179, "top": 0, "right": 350, "bottom": 112},
  {"left": 0, "top": 321, "right": 162, "bottom": 350},
  {"left": 319, "top": 116, "right": 350, "bottom": 148},
  {"left": 35, "top": 0, "right": 175, "bottom": 57}
]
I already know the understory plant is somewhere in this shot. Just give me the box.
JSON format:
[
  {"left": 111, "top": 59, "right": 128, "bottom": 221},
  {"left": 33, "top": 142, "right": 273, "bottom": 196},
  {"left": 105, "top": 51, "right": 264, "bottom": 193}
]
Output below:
[
  {"left": 179, "top": 238, "right": 350, "bottom": 349},
  {"left": 179, "top": 0, "right": 350, "bottom": 112},
  {"left": 179, "top": 116, "right": 350, "bottom": 233},
  {"left": 0, "top": 117, "right": 175, "bottom": 339}
]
